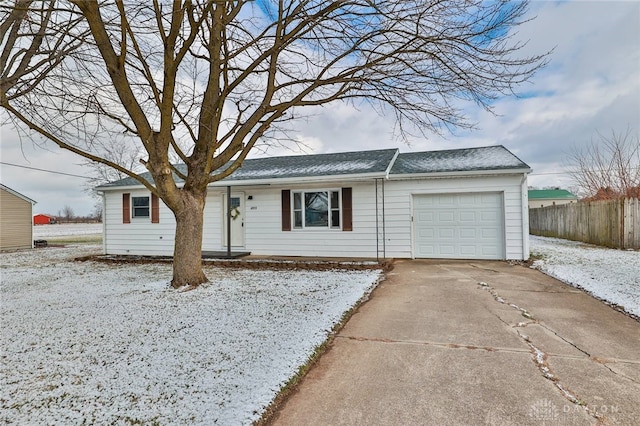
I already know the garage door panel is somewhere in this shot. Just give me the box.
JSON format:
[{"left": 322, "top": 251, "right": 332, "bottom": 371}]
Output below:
[
  {"left": 480, "top": 194, "right": 498, "bottom": 204},
  {"left": 459, "top": 228, "right": 477, "bottom": 239},
  {"left": 436, "top": 197, "right": 456, "bottom": 207},
  {"left": 459, "top": 245, "right": 477, "bottom": 256},
  {"left": 438, "top": 228, "right": 455, "bottom": 239},
  {"left": 481, "top": 246, "right": 500, "bottom": 256},
  {"left": 418, "top": 228, "right": 435, "bottom": 238},
  {"left": 459, "top": 211, "right": 477, "bottom": 222},
  {"left": 438, "top": 211, "right": 455, "bottom": 222},
  {"left": 481, "top": 228, "right": 498, "bottom": 239},
  {"left": 415, "top": 196, "right": 436, "bottom": 207},
  {"left": 417, "top": 212, "right": 435, "bottom": 223},
  {"left": 439, "top": 245, "right": 455, "bottom": 256},
  {"left": 481, "top": 211, "right": 498, "bottom": 221},
  {"left": 414, "top": 193, "right": 504, "bottom": 260},
  {"left": 418, "top": 245, "right": 436, "bottom": 255}
]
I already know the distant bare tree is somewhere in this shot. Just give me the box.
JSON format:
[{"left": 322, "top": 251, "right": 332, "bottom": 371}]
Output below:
[
  {"left": 568, "top": 128, "right": 640, "bottom": 199},
  {"left": 91, "top": 200, "right": 103, "bottom": 222},
  {"left": 61, "top": 205, "right": 74, "bottom": 222},
  {"left": 1, "top": 1, "right": 549, "bottom": 287}
]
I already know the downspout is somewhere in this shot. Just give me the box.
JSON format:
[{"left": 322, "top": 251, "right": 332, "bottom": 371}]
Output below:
[
  {"left": 380, "top": 151, "right": 398, "bottom": 260},
  {"left": 100, "top": 191, "right": 106, "bottom": 254},
  {"left": 227, "top": 186, "right": 231, "bottom": 258},
  {"left": 382, "top": 179, "right": 386, "bottom": 259},
  {"left": 521, "top": 173, "right": 530, "bottom": 260},
  {"left": 375, "top": 179, "right": 379, "bottom": 262}
]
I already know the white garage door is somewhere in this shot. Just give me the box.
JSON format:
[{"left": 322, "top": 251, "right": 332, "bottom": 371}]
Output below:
[{"left": 413, "top": 192, "right": 504, "bottom": 260}]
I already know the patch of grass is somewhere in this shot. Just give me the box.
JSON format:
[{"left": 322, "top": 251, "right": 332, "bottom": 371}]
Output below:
[
  {"left": 528, "top": 252, "right": 546, "bottom": 262},
  {"left": 45, "top": 234, "right": 103, "bottom": 245}
]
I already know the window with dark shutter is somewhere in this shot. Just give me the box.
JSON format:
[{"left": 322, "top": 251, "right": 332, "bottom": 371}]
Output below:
[
  {"left": 151, "top": 194, "right": 160, "bottom": 223},
  {"left": 342, "top": 187, "right": 352, "bottom": 231},
  {"left": 123, "top": 193, "right": 131, "bottom": 224},
  {"left": 281, "top": 190, "right": 291, "bottom": 231}
]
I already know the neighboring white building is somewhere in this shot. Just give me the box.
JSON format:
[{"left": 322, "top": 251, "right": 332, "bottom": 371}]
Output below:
[{"left": 97, "top": 145, "right": 531, "bottom": 260}]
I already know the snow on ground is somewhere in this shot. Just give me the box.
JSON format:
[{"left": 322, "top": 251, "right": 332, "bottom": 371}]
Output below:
[
  {"left": 33, "top": 223, "right": 103, "bottom": 238},
  {"left": 529, "top": 235, "right": 640, "bottom": 318},
  {"left": 0, "top": 245, "right": 381, "bottom": 425}
]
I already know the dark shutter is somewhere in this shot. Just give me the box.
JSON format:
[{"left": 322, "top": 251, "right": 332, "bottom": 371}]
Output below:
[
  {"left": 281, "top": 189, "right": 291, "bottom": 231},
  {"left": 342, "top": 187, "right": 352, "bottom": 231},
  {"left": 151, "top": 193, "right": 160, "bottom": 223},
  {"left": 122, "top": 193, "right": 130, "bottom": 224}
]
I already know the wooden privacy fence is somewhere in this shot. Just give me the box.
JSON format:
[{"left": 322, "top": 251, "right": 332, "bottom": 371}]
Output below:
[{"left": 529, "top": 198, "right": 640, "bottom": 249}]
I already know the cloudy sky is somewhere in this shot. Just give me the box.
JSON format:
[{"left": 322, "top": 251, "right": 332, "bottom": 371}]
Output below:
[{"left": 1, "top": 0, "right": 638, "bottom": 217}]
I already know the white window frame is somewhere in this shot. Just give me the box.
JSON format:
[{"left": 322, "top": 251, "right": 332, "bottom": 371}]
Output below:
[
  {"left": 132, "top": 196, "right": 150, "bottom": 219},
  {"left": 292, "top": 189, "right": 341, "bottom": 230}
]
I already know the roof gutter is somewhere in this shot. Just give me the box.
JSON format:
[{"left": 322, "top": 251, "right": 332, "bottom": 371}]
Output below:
[
  {"left": 388, "top": 167, "right": 532, "bottom": 180},
  {"left": 96, "top": 171, "right": 391, "bottom": 191},
  {"left": 207, "top": 171, "right": 390, "bottom": 187}
]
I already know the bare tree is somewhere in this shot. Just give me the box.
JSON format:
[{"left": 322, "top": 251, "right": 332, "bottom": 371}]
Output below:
[
  {"left": 1, "top": 1, "right": 548, "bottom": 287},
  {"left": 61, "top": 204, "right": 75, "bottom": 223},
  {"left": 567, "top": 128, "right": 640, "bottom": 200},
  {"left": 91, "top": 200, "right": 103, "bottom": 223}
]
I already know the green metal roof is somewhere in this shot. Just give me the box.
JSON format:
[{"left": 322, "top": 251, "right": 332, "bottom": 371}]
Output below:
[{"left": 528, "top": 189, "right": 577, "bottom": 200}]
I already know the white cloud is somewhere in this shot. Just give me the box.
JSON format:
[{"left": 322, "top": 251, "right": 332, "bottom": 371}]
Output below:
[{"left": 0, "top": 120, "right": 98, "bottom": 216}]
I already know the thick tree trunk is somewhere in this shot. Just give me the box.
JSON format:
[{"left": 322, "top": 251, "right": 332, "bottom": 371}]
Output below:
[{"left": 171, "top": 191, "right": 207, "bottom": 288}]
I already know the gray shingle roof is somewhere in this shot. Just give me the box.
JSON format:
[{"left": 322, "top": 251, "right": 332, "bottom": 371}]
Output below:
[
  {"left": 389, "top": 145, "right": 529, "bottom": 175},
  {"left": 222, "top": 148, "right": 398, "bottom": 181},
  {"left": 97, "top": 145, "right": 529, "bottom": 189},
  {"left": 97, "top": 149, "right": 398, "bottom": 188}
]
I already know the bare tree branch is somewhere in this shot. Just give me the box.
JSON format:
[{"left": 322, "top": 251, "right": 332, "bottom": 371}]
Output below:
[
  {"left": 567, "top": 127, "right": 640, "bottom": 199},
  {"left": 0, "top": 0, "right": 549, "bottom": 286}
]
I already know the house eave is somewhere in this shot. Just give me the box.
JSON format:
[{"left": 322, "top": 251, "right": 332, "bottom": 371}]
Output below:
[
  {"left": 208, "top": 171, "right": 389, "bottom": 187},
  {"left": 96, "top": 184, "right": 151, "bottom": 192},
  {"left": 96, "top": 171, "right": 389, "bottom": 191},
  {"left": 388, "top": 167, "right": 532, "bottom": 180}
]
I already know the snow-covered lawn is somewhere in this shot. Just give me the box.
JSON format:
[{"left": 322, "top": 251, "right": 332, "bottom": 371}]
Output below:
[
  {"left": 33, "top": 223, "right": 103, "bottom": 238},
  {"left": 0, "top": 245, "right": 381, "bottom": 425},
  {"left": 530, "top": 235, "right": 640, "bottom": 318}
]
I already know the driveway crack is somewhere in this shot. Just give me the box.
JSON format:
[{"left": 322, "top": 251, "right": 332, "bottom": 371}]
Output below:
[
  {"left": 536, "top": 322, "right": 591, "bottom": 358},
  {"left": 336, "top": 335, "right": 531, "bottom": 355},
  {"left": 478, "top": 281, "right": 610, "bottom": 425}
]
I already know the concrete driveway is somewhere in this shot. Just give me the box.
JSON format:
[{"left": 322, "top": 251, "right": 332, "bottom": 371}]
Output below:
[{"left": 268, "top": 260, "right": 640, "bottom": 425}]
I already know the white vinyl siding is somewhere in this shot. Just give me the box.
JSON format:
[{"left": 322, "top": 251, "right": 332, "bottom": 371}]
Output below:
[
  {"left": 101, "top": 173, "right": 528, "bottom": 260},
  {"left": 103, "top": 190, "right": 175, "bottom": 256},
  {"left": 383, "top": 174, "right": 526, "bottom": 260},
  {"left": 207, "top": 182, "right": 377, "bottom": 257}
]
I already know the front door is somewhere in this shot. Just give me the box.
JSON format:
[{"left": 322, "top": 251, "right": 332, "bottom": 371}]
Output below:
[{"left": 222, "top": 193, "right": 245, "bottom": 247}]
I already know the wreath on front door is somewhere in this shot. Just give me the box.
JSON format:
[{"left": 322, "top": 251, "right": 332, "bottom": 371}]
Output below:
[{"left": 230, "top": 206, "right": 241, "bottom": 220}]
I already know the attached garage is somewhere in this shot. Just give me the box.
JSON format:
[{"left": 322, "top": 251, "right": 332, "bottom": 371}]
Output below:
[
  {"left": 98, "top": 145, "right": 531, "bottom": 260},
  {"left": 413, "top": 192, "right": 504, "bottom": 259}
]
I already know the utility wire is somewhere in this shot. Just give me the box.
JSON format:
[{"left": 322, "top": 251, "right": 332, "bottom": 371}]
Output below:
[{"left": 0, "top": 161, "right": 92, "bottom": 179}]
